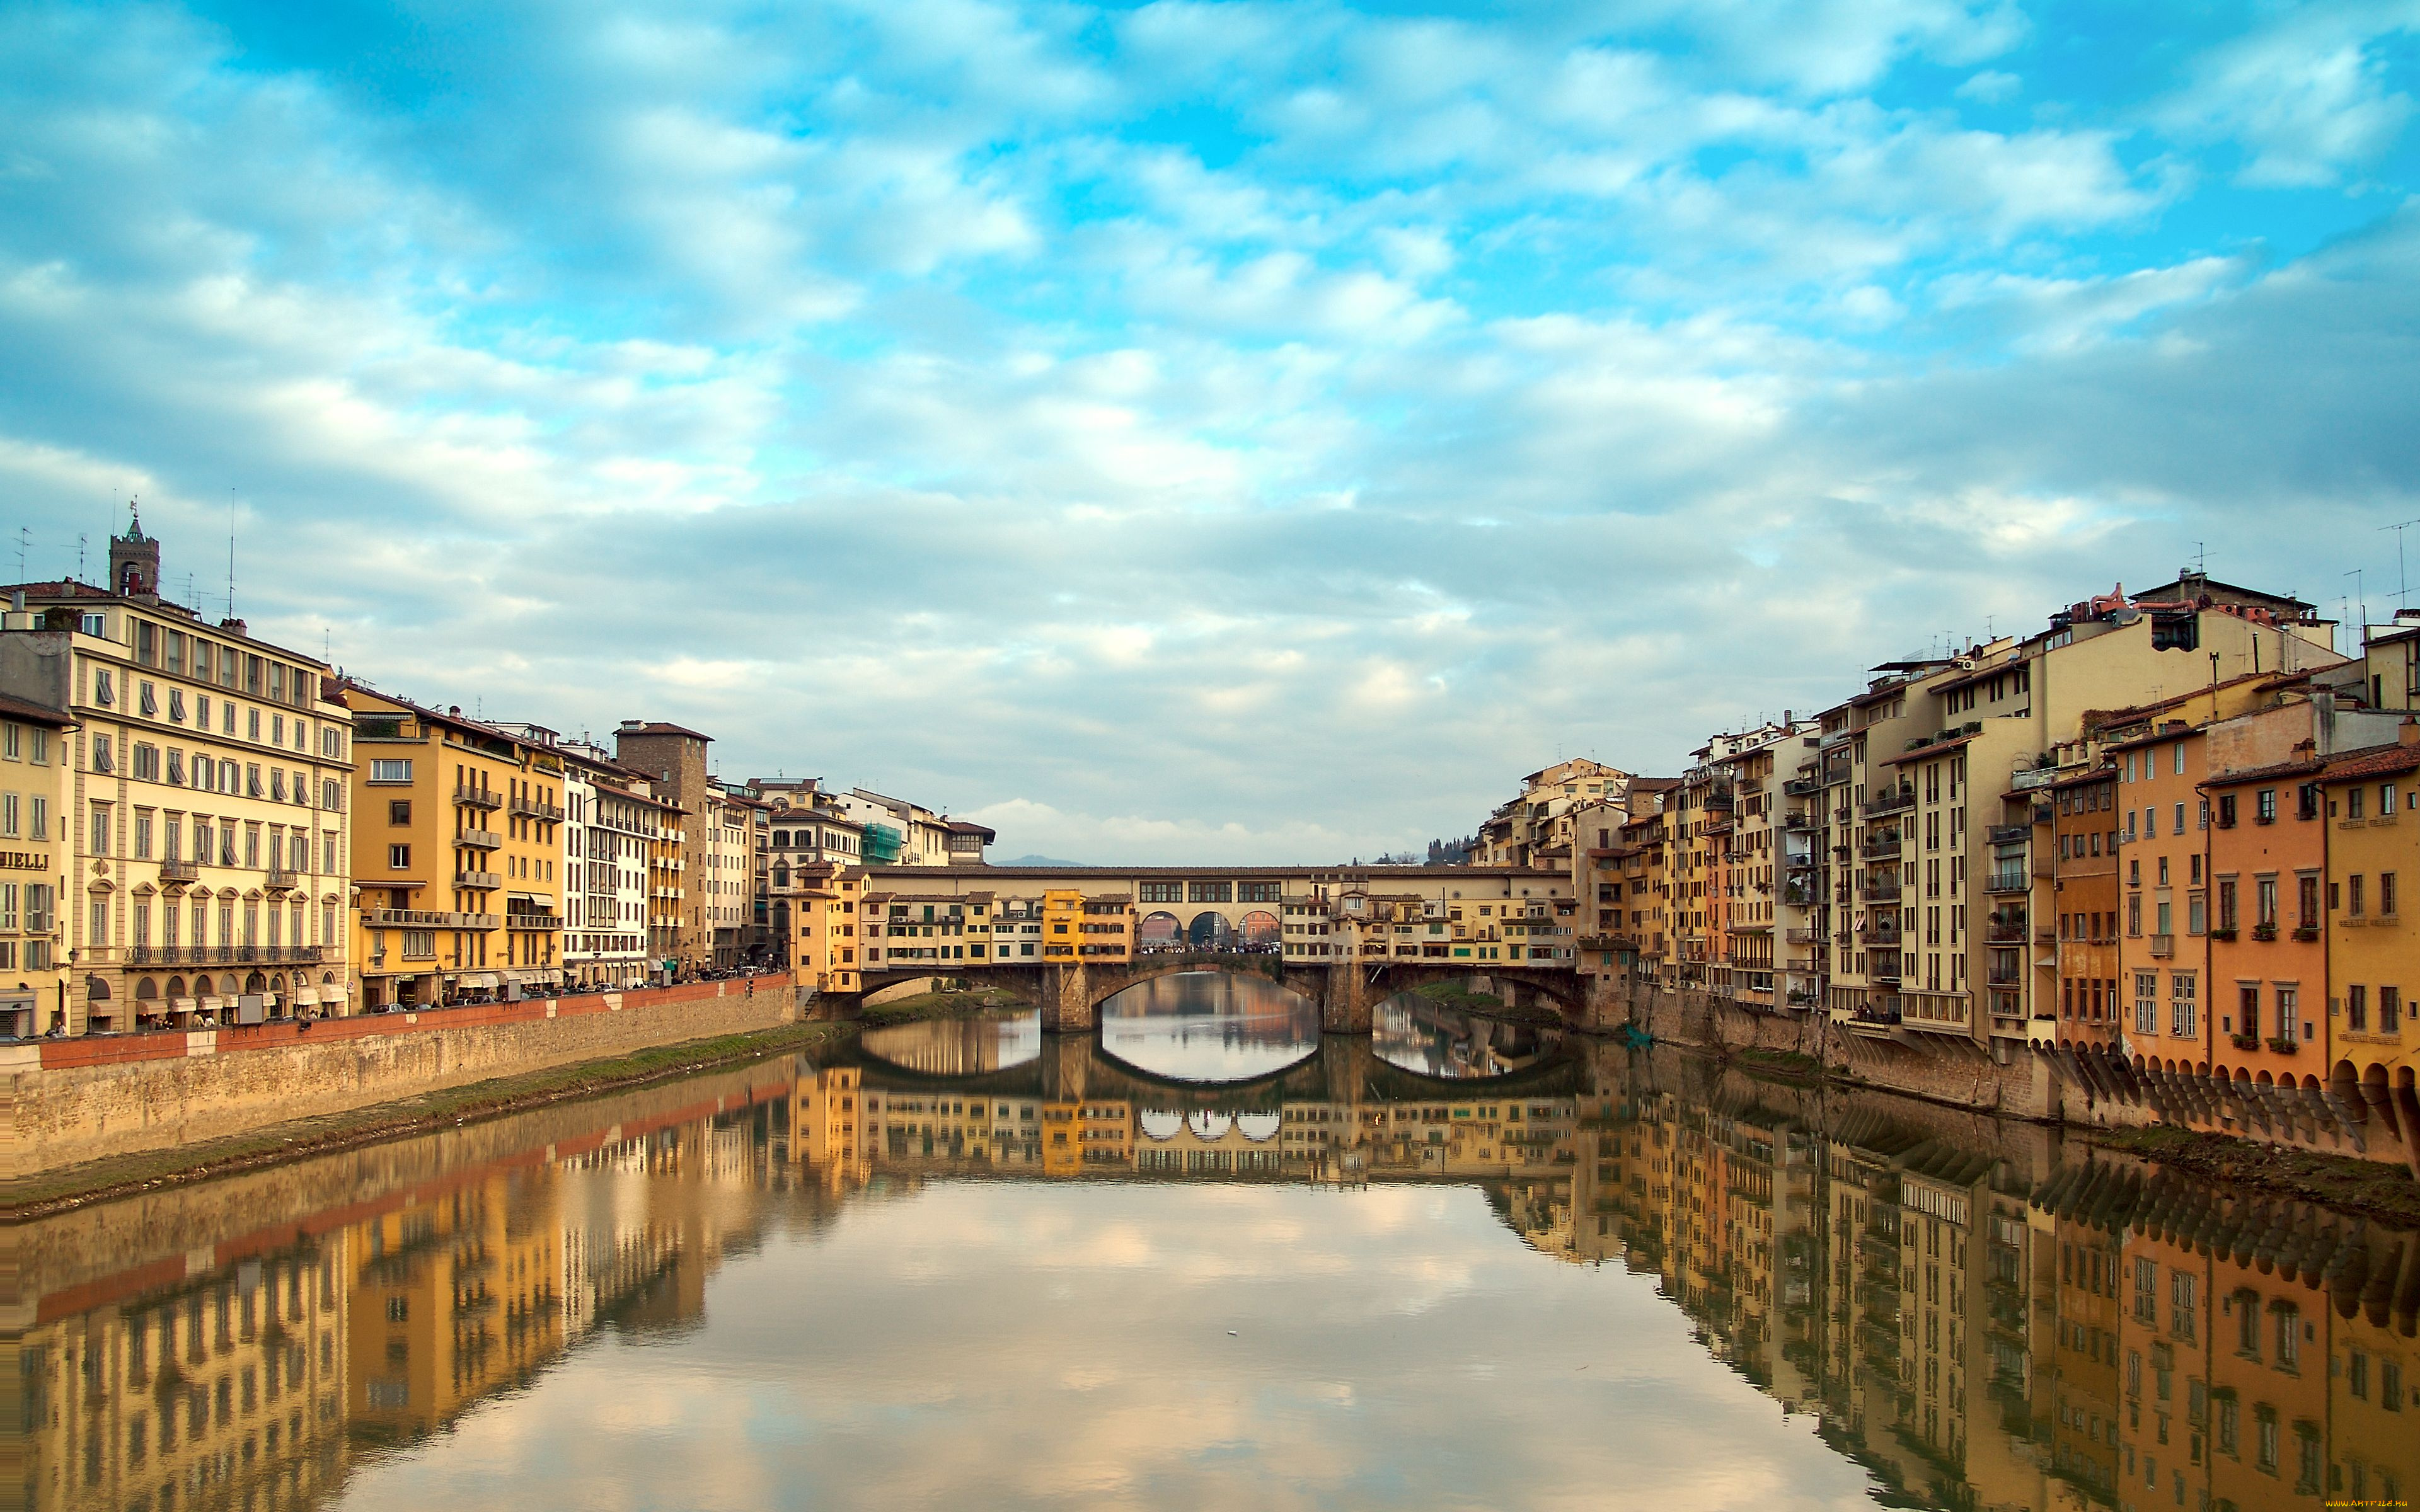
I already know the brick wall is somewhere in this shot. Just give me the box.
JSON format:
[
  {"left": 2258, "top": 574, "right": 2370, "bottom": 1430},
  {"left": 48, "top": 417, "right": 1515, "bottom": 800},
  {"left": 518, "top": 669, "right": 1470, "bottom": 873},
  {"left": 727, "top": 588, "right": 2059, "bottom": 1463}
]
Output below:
[{"left": 6, "top": 973, "right": 803, "bottom": 1178}]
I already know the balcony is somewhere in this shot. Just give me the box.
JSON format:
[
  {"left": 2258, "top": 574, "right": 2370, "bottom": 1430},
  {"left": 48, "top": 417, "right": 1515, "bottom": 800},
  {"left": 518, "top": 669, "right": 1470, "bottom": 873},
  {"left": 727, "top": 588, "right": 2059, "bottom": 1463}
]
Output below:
[
  {"left": 1861, "top": 879, "right": 1903, "bottom": 904},
  {"left": 510, "top": 796, "right": 565, "bottom": 823},
  {"left": 1785, "top": 927, "right": 1825, "bottom": 946},
  {"left": 455, "top": 784, "right": 503, "bottom": 810},
  {"left": 158, "top": 859, "right": 200, "bottom": 885},
  {"left": 1987, "top": 824, "right": 2030, "bottom": 845},
  {"left": 265, "top": 866, "right": 301, "bottom": 892},
  {"left": 365, "top": 907, "right": 499, "bottom": 931},
  {"left": 1864, "top": 788, "right": 1915, "bottom": 818},
  {"left": 1984, "top": 870, "right": 2031, "bottom": 895},
  {"left": 1783, "top": 777, "right": 1819, "bottom": 798},
  {"left": 1985, "top": 917, "right": 2028, "bottom": 944},
  {"left": 2149, "top": 933, "right": 2174, "bottom": 959},
  {"left": 456, "top": 827, "right": 504, "bottom": 850},
  {"left": 1860, "top": 924, "right": 1902, "bottom": 947},
  {"left": 1860, "top": 833, "right": 1902, "bottom": 860},
  {"left": 1870, "top": 958, "right": 1904, "bottom": 983},
  {"left": 454, "top": 870, "right": 502, "bottom": 890},
  {"left": 1783, "top": 812, "right": 1815, "bottom": 832}
]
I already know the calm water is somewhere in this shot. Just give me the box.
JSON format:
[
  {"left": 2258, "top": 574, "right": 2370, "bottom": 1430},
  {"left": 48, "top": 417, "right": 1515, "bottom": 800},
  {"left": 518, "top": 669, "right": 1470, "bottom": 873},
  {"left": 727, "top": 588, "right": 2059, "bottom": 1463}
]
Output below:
[{"left": 14, "top": 978, "right": 2419, "bottom": 1512}]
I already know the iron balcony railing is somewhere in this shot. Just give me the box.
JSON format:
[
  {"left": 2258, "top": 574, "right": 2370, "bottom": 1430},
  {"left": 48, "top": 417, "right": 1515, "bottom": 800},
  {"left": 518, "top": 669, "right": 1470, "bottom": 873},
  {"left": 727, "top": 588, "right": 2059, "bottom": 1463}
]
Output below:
[{"left": 455, "top": 784, "right": 504, "bottom": 810}]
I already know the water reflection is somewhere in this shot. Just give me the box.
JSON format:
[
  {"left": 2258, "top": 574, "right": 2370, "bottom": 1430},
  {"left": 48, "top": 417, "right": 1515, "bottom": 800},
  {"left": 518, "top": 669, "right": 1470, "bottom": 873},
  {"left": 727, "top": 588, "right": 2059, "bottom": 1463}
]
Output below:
[
  {"left": 1372, "top": 994, "right": 1564, "bottom": 1079},
  {"left": 859, "top": 1009, "right": 1040, "bottom": 1075},
  {"left": 14, "top": 1031, "right": 2420, "bottom": 1512},
  {"left": 1095, "top": 970, "right": 1318, "bottom": 1081}
]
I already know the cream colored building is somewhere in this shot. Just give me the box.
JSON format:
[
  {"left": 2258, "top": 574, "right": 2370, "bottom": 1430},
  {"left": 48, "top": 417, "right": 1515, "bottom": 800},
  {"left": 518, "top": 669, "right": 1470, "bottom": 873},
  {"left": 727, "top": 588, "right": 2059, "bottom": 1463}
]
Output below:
[
  {"left": 0, "top": 694, "right": 75, "bottom": 1036},
  {"left": 0, "top": 519, "right": 354, "bottom": 1031}
]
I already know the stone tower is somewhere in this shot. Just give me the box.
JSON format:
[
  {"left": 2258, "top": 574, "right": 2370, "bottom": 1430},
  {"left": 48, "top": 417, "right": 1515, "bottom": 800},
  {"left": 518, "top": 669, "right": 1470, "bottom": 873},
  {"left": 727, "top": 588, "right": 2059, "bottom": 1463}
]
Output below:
[{"left": 109, "top": 504, "right": 160, "bottom": 599}]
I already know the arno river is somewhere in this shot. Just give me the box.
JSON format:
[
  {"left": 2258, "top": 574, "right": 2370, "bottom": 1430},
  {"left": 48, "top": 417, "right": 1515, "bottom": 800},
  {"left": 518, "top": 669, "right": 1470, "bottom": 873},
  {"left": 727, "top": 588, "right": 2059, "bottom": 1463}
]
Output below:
[{"left": 14, "top": 973, "right": 2417, "bottom": 1511}]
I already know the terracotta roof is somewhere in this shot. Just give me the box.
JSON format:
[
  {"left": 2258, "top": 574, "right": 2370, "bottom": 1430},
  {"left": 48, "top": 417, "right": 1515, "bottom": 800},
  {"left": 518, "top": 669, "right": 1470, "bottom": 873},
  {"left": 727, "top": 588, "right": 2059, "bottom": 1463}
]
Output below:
[
  {"left": 2044, "top": 765, "right": 2118, "bottom": 793},
  {"left": 2322, "top": 742, "right": 2420, "bottom": 782},
  {"left": 945, "top": 819, "right": 997, "bottom": 838},
  {"left": 0, "top": 692, "right": 75, "bottom": 728},
  {"left": 2199, "top": 754, "right": 2332, "bottom": 788},
  {"left": 618, "top": 721, "right": 715, "bottom": 742},
  {"left": 1884, "top": 732, "right": 1980, "bottom": 766}
]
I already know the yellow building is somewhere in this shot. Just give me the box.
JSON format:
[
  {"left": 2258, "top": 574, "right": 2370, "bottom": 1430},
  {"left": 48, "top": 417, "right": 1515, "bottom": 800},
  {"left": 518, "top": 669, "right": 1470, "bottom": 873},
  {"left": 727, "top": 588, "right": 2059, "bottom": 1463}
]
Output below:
[
  {"left": 1040, "top": 888, "right": 1134, "bottom": 961},
  {"left": 2320, "top": 736, "right": 2420, "bottom": 1138},
  {"left": 789, "top": 861, "right": 864, "bottom": 995},
  {"left": 342, "top": 689, "right": 568, "bottom": 1008},
  {"left": 0, "top": 694, "right": 76, "bottom": 1035},
  {"left": 0, "top": 518, "right": 356, "bottom": 1030}
]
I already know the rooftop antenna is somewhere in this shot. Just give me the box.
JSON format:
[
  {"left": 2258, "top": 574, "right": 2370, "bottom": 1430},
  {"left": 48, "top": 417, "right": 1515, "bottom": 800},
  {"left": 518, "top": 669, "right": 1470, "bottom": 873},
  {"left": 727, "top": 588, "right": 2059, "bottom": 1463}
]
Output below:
[
  {"left": 2345, "top": 569, "right": 2365, "bottom": 648},
  {"left": 15, "top": 527, "right": 27, "bottom": 581},
  {"left": 76, "top": 532, "right": 86, "bottom": 583},
  {"left": 2384, "top": 518, "right": 2420, "bottom": 610},
  {"left": 227, "top": 490, "right": 237, "bottom": 620},
  {"left": 2192, "top": 540, "right": 2208, "bottom": 573}
]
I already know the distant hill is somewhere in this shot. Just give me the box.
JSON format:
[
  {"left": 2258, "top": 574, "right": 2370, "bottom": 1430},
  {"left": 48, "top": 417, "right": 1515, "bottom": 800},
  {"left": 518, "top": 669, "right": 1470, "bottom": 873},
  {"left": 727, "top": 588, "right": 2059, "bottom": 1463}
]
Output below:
[{"left": 998, "top": 853, "right": 1087, "bottom": 867}]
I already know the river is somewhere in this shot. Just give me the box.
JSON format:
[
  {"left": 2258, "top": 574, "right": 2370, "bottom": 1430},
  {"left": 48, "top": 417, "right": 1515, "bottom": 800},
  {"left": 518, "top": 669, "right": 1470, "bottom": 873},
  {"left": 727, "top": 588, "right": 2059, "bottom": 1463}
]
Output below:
[{"left": 12, "top": 975, "right": 2416, "bottom": 1510}]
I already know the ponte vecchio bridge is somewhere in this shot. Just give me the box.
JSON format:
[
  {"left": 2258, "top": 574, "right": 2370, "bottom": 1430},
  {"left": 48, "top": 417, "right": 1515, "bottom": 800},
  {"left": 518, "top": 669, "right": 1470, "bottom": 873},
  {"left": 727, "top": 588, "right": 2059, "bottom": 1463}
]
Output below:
[{"left": 852, "top": 864, "right": 1594, "bottom": 1033}]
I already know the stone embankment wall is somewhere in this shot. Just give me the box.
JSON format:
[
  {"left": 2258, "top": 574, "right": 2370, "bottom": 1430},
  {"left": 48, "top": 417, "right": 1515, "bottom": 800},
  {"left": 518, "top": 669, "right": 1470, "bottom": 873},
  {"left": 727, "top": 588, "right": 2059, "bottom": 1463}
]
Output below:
[
  {"left": 1598, "top": 976, "right": 2420, "bottom": 1172},
  {"left": 11, "top": 1054, "right": 800, "bottom": 1327},
  {"left": 4, "top": 975, "right": 805, "bottom": 1178}
]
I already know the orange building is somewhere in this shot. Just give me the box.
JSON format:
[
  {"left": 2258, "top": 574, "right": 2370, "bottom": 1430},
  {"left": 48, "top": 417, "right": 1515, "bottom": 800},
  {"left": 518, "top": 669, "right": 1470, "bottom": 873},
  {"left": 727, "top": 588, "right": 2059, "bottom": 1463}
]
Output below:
[
  {"left": 2204, "top": 755, "right": 2331, "bottom": 1087},
  {"left": 2048, "top": 765, "right": 2123, "bottom": 1048},
  {"left": 2111, "top": 723, "right": 2213, "bottom": 1069}
]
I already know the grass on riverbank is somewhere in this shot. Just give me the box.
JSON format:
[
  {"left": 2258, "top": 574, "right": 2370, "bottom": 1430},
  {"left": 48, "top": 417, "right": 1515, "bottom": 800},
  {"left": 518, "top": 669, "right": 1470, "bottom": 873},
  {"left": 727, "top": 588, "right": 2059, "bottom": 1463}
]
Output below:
[
  {"left": 4, "top": 1018, "right": 851, "bottom": 1220},
  {"left": 1411, "top": 981, "right": 1564, "bottom": 1026},
  {"left": 858, "top": 987, "right": 1032, "bottom": 1024},
  {"left": 2092, "top": 1123, "right": 2420, "bottom": 1227},
  {"left": 1720, "top": 1046, "right": 1828, "bottom": 1084}
]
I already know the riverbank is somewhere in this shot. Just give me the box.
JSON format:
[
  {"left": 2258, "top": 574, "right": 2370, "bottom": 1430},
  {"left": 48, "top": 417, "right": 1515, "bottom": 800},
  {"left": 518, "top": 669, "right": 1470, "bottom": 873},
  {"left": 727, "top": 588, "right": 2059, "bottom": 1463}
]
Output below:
[
  {"left": 2083, "top": 1123, "right": 2420, "bottom": 1228},
  {"left": 3, "top": 1018, "right": 852, "bottom": 1221},
  {"left": 860, "top": 987, "right": 1032, "bottom": 1024}
]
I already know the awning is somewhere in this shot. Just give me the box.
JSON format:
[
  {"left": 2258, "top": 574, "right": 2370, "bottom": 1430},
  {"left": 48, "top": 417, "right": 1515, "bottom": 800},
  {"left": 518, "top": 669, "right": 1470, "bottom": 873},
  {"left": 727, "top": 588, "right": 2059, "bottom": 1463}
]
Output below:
[
  {"left": 460, "top": 973, "right": 498, "bottom": 989},
  {"left": 169, "top": 997, "right": 198, "bottom": 1014},
  {"left": 290, "top": 987, "right": 320, "bottom": 1005},
  {"left": 507, "top": 891, "right": 556, "bottom": 907},
  {"left": 200, "top": 996, "right": 225, "bottom": 1011}
]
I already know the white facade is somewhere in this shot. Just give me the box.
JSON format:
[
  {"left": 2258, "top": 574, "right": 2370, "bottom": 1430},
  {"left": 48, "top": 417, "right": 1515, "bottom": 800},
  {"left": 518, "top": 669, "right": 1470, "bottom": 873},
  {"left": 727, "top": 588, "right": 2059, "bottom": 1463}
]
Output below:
[{"left": 558, "top": 743, "right": 659, "bottom": 989}]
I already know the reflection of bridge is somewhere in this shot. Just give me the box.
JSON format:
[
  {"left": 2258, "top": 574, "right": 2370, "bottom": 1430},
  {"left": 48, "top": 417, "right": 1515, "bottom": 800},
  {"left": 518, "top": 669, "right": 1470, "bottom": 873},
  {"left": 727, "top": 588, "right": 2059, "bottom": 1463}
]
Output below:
[
  {"left": 839, "top": 1027, "right": 1585, "bottom": 1117},
  {"left": 859, "top": 864, "right": 1594, "bottom": 1033}
]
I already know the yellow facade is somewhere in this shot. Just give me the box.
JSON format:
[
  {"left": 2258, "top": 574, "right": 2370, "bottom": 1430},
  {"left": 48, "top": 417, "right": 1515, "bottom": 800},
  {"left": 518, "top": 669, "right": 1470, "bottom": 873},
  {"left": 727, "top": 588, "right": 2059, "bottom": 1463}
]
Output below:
[
  {"left": 0, "top": 697, "right": 76, "bottom": 1034},
  {"left": 342, "top": 689, "right": 567, "bottom": 1007},
  {"left": 789, "top": 862, "right": 863, "bottom": 994},
  {"left": 2321, "top": 741, "right": 2420, "bottom": 1114}
]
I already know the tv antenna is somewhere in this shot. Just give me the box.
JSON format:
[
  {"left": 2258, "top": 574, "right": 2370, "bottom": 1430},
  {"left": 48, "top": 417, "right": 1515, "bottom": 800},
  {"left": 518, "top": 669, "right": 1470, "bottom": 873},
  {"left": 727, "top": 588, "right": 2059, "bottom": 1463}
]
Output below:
[
  {"left": 2345, "top": 569, "right": 2366, "bottom": 639},
  {"left": 227, "top": 490, "right": 237, "bottom": 619},
  {"left": 2191, "top": 540, "right": 2207, "bottom": 573},
  {"left": 2385, "top": 518, "right": 2420, "bottom": 610}
]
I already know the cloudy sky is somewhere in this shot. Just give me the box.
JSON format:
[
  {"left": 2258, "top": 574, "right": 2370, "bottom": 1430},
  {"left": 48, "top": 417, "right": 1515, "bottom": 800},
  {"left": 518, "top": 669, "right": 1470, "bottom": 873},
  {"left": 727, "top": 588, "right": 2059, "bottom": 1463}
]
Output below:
[{"left": 5, "top": 0, "right": 2418, "bottom": 862}]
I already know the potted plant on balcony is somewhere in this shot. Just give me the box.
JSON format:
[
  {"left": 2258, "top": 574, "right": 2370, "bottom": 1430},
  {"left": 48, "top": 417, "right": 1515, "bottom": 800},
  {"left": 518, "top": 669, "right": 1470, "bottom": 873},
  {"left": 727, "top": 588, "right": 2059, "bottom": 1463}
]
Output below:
[
  {"left": 2208, "top": 925, "right": 2237, "bottom": 941},
  {"left": 2230, "top": 1031, "right": 2259, "bottom": 1050},
  {"left": 2250, "top": 921, "right": 2278, "bottom": 941},
  {"left": 2265, "top": 1036, "right": 2298, "bottom": 1055},
  {"left": 2291, "top": 924, "right": 2319, "bottom": 942}
]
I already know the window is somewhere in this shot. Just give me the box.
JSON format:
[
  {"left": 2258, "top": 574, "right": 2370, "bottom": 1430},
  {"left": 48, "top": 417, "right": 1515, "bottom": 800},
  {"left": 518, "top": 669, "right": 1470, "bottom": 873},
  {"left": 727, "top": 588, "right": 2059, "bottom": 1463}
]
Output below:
[
  {"left": 370, "top": 759, "right": 412, "bottom": 784},
  {"left": 2135, "top": 971, "right": 2159, "bottom": 1036},
  {"left": 89, "top": 803, "right": 110, "bottom": 856},
  {"left": 2277, "top": 987, "right": 2300, "bottom": 1043},
  {"left": 133, "top": 742, "right": 158, "bottom": 781},
  {"left": 388, "top": 844, "right": 410, "bottom": 870},
  {"left": 133, "top": 809, "right": 153, "bottom": 859},
  {"left": 2256, "top": 788, "right": 2277, "bottom": 822},
  {"left": 28, "top": 795, "right": 44, "bottom": 839},
  {"left": 2385, "top": 987, "right": 2403, "bottom": 1035},
  {"left": 2350, "top": 983, "right": 2369, "bottom": 1031},
  {"left": 321, "top": 779, "right": 342, "bottom": 810},
  {"left": 2257, "top": 877, "right": 2279, "bottom": 927},
  {"left": 2238, "top": 984, "right": 2259, "bottom": 1039},
  {"left": 91, "top": 735, "right": 113, "bottom": 774},
  {"left": 2170, "top": 973, "right": 2196, "bottom": 1038},
  {"left": 2296, "top": 874, "right": 2319, "bottom": 927},
  {"left": 79, "top": 612, "right": 105, "bottom": 638},
  {"left": 2384, "top": 872, "right": 2399, "bottom": 916}
]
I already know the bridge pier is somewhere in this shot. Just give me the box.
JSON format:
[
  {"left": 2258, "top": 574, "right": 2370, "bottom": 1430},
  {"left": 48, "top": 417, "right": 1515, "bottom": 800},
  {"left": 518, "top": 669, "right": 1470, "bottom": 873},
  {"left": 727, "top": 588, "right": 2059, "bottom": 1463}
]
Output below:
[
  {"left": 1321, "top": 963, "right": 1371, "bottom": 1034},
  {"left": 1042, "top": 962, "right": 1094, "bottom": 1034}
]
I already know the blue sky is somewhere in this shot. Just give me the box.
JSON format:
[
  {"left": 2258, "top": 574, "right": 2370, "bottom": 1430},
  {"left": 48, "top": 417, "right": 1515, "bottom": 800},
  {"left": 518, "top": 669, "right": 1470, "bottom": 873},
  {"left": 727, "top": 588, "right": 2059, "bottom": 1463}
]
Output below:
[{"left": 4, "top": 0, "right": 2417, "bottom": 862}]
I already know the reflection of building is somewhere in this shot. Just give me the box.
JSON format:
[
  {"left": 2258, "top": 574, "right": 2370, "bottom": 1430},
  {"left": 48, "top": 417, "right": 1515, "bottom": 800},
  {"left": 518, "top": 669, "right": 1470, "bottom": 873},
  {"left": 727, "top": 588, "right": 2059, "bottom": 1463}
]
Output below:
[
  {"left": 346, "top": 1168, "right": 563, "bottom": 1441},
  {"left": 16, "top": 1237, "right": 351, "bottom": 1511}
]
